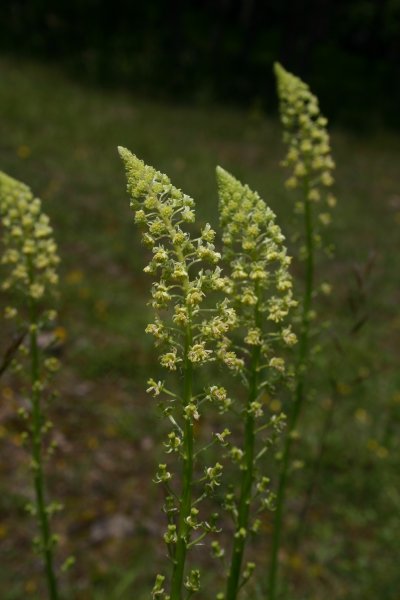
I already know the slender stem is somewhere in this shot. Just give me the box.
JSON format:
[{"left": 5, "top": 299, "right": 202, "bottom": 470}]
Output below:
[
  {"left": 225, "top": 297, "right": 261, "bottom": 600},
  {"left": 170, "top": 323, "right": 194, "bottom": 600},
  {"left": 267, "top": 189, "right": 314, "bottom": 600},
  {"left": 29, "top": 299, "right": 59, "bottom": 600},
  {"left": 160, "top": 216, "right": 196, "bottom": 599}
]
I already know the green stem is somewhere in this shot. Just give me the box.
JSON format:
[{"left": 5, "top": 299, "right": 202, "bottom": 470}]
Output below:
[
  {"left": 160, "top": 217, "right": 196, "bottom": 599},
  {"left": 29, "top": 299, "right": 59, "bottom": 600},
  {"left": 267, "top": 190, "right": 314, "bottom": 600},
  {"left": 225, "top": 299, "right": 261, "bottom": 600},
  {"left": 170, "top": 324, "right": 194, "bottom": 600}
]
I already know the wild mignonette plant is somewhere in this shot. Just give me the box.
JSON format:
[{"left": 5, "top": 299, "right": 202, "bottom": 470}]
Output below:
[
  {"left": 216, "top": 168, "right": 297, "bottom": 600},
  {"left": 118, "top": 147, "right": 243, "bottom": 600},
  {"left": 267, "top": 64, "right": 336, "bottom": 598},
  {"left": 0, "top": 172, "right": 61, "bottom": 600}
]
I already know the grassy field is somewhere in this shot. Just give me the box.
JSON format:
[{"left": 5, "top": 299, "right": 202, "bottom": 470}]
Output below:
[{"left": 0, "top": 56, "right": 399, "bottom": 599}]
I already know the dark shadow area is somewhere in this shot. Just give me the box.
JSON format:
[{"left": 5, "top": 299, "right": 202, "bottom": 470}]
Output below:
[{"left": 1, "top": 0, "right": 400, "bottom": 128}]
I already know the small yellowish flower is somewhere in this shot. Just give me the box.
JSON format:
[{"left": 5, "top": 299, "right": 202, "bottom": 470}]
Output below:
[
  {"left": 160, "top": 350, "right": 181, "bottom": 371},
  {"left": 188, "top": 343, "right": 212, "bottom": 364},
  {"left": 244, "top": 328, "right": 262, "bottom": 346},
  {"left": 282, "top": 327, "right": 297, "bottom": 346},
  {"left": 44, "top": 358, "right": 60, "bottom": 373},
  {"left": 184, "top": 403, "right": 200, "bottom": 421},
  {"left": 146, "top": 379, "right": 164, "bottom": 397},
  {"left": 4, "top": 306, "right": 17, "bottom": 319},
  {"left": 269, "top": 357, "right": 286, "bottom": 372}
]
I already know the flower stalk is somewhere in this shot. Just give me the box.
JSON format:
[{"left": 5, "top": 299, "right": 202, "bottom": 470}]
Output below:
[
  {"left": 29, "top": 298, "right": 59, "bottom": 600},
  {"left": 216, "top": 167, "right": 296, "bottom": 600},
  {"left": 267, "top": 63, "right": 336, "bottom": 599},
  {"left": 170, "top": 326, "right": 194, "bottom": 598},
  {"left": 225, "top": 315, "right": 261, "bottom": 599},
  {"left": 119, "top": 148, "right": 239, "bottom": 599},
  {"left": 267, "top": 178, "right": 314, "bottom": 600},
  {"left": 0, "top": 171, "right": 60, "bottom": 600}
]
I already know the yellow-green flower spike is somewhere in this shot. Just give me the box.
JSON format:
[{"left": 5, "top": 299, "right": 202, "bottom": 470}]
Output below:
[
  {"left": 216, "top": 166, "right": 296, "bottom": 600},
  {"left": 119, "top": 147, "right": 239, "bottom": 598},
  {"left": 119, "top": 147, "right": 238, "bottom": 372},
  {"left": 274, "top": 62, "right": 336, "bottom": 224},
  {"left": 216, "top": 166, "right": 297, "bottom": 357},
  {"left": 0, "top": 171, "right": 59, "bottom": 302},
  {"left": 0, "top": 171, "right": 60, "bottom": 599},
  {"left": 268, "top": 64, "right": 337, "bottom": 600}
]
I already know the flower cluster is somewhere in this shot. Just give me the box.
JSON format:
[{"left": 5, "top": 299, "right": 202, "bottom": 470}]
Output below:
[
  {"left": 119, "top": 147, "right": 237, "bottom": 376},
  {"left": 274, "top": 62, "right": 336, "bottom": 230},
  {"left": 0, "top": 171, "right": 60, "bottom": 380},
  {"left": 217, "top": 166, "right": 297, "bottom": 376},
  {"left": 0, "top": 170, "right": 61, "bottom": 456},
  {"left": 0, "top": 171, "right": 59, "bottom": 305}
]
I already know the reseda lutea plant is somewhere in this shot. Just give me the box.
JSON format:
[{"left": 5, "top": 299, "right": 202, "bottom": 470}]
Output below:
[
  {"left": 216, "top": 168, "right": 297, "bottom": 600},
  {"left": 267, "top": 64, "right": 336, "bottom": 599},
  {"left": 119, "top": 148, "right": 243, "bottom": 600},
  {"left": 0, "top": 172, "right": 61, "bottom": 600}
]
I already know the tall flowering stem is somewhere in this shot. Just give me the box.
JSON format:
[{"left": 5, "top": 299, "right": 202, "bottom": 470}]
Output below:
[
  {"left": 267, "top": 64, "right": 336, "bottom": 599},
  {"left": 217, "top": 168, "right": 296, "bottom": 600},
  {"left": 0, "top": 172, "right": 60, "bottom": 600},
  {"left": 119, "top": 148, "right": 239, "bottom": 600}
]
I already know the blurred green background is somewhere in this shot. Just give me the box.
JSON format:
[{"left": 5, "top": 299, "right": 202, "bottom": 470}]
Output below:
[
  {"left": 2, "top": 0, "right": 400, "bottom": 128},
  {"left": 0, "top": 2, "right": 400, "bottom": 598}
]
